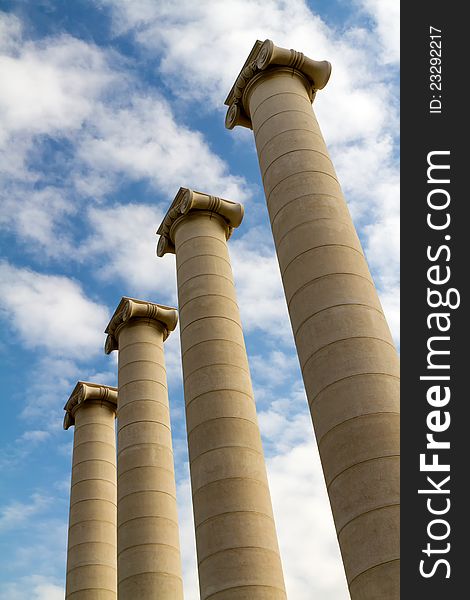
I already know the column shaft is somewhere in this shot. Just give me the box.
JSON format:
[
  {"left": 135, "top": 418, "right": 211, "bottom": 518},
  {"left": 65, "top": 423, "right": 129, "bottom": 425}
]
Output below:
[
  {"left": 242, "top": 67, "right": 399, "bottom": 598},
  {"left": 173, "top": 210, "right": 287, "bottom": 600},
  {"left": 66, "top": 402, "right": 117, "bottom": 600},
  {"left": 111, "top": 314, "right": 183, "bottom": 599}
]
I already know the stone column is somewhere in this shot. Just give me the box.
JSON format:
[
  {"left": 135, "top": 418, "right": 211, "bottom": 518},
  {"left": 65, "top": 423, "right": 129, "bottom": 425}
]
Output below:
[
  {"left": 225, "top": 40, "right": 400, "bottom": 599},
  {"left": 157, "top": 188, "right": 287, "bottom": 600},
  {"left": 64, "top": 381, "right": 118, "bottom": 600},
  {"left": 105, "top": 297, "right": 183, "bottom": 600}
]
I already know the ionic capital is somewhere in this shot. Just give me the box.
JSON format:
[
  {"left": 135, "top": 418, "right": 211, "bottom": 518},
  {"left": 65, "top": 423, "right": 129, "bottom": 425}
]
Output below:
[
  {"left": 104, "top": 297, "right": 178, "bottom": 353},
  {"left": 156, "top": 187, "right": 244, "bottom": 257},
  {"left": 63, "top": 381, "right": 117, "bottom": 429},
  {"left": 224, "top": 39, "right": 331, "bottom": 130}
]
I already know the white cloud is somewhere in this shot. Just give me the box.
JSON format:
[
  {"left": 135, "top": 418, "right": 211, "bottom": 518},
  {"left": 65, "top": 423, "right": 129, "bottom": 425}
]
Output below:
[
  {"left": 268, "top": 442, "right": 349, "bottom": 599},
  {"left": 80, "top": 203, "right": 176, "bottom": 298},
  {"left": 0, "top": 187, "right": 76, "bottom": 258},
  {"left": 230, "top": 227, "right": 292, "bottom": 341},
  {"left": 177, "top": 474, "right": 199, "bottom": 600},
  {"left": 17, "top": 430, "right": 50, "bottom": 444},
  {"left": 359, "top": 0, "right": 400, "bottom": 64},
  {"left": 0, "top": 493, "right": 52, "bottom": 532},
  {"left": 0, "top": 576, "right": 64, "bottom": 600},
  {"left": 0, "top": 31, "right": 116, "bottom": 141},
  {"left": 0, "top": 15, "right": 249, "bottom": 263},
  {"left": 76, "top": 95, "right": 248, "bottom": 200},
  {"left": 0, "top": 261, "right": 109, "bottom": 358},
  {"left": 0, "top": 12, "right": 21, "bottom": 54}
]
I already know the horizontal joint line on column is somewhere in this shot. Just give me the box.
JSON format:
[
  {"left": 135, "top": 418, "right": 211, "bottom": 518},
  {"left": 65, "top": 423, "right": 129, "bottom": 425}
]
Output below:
[
  {"left": 294, "top": 303, "right": 385, "bottom": 337},
  {"left": 119, "top": 397, "right": 169, "bottom": 407},
  {"left": 184, "top": 362, "right": 251, "bottom": 383},
  {"left": 310, "top": 372, "right": 400, "bottom": 406},
  {"left": 267, "top": 170, "right": 340, "bottom": 202},
  {"left": 190, "top": 444, "right": 263, "bottom": 465},
  {"left": 73, "top": 439, "right": 116, "bottom": 452},
  {"left": 119, "top": 378, "right": 168, "bottom": 392},
  {"left": 180, "top": 315, "right": 242, "bottom": 337},
  {"left": 118, "top": 441, "right": 173, "bottom": 457},
  {"left": 119, "top": 358, "right": 166, "bottom": 371},
  {"left": 276, "top": 216, "right": 353, "bottom": 248},
  {"left": 178, "top": 272, "right": 234, "bottom": 297},
  {"left": 182, "top": 337, "right": 246, "bottom": 360},
  {"left": 318, "top": 411, "right": 401, "bottom": 446},
  {"left": 75, "top": 422, "right": 115, "bottom": 433},
  {"left": 118, "top": 489, "right": 176, "bottom": 502},
  {"left": 192, "top": 476, "right": 269, "bottom": 499},
  {"left": 118, "top": 514, "right": 178, "bottom": 529},
  {"left": 179, "top": 290, "right": 238, "bottom": 314},
  {"left": 257, "top": 127, "right": 324, "bottom": 158},
  {"left": 117, "top": 541, "right": 180, "bottom": 558},
  {"left": 119, "top": 340, "right": 164, "bottom": 352},
  {"left": 68, "top": 518, "right": 116, "bottom": 532},
  {"left": 72, "top": 458, "right": 116, "bottom": 470},
  {"left": 348, "top": 558, "right": 400, "bottom": 588},
  {"left": 177, "top": 253, "right": 232, "bottom": 273},
  {"left": 255, "top": 108, "right": 321, "bottom": 144},
  {"left": 118, "top": 419, "right": 171, "bottom": 434},
  {"left": 118, "top": 571, "right": 183, "bottom": 585},
  {"left": 251, "top": 90, "right": 311, "bottom": 122},
  {"left": 270, "top": 192, "right": 344, "bottom": 225},
  {"left": 267, "top": 168, "right": 340, "bottom": 193},
  {"left": 301, "top": 336, "right": 397, "bottom": 373},
  {"left": 118, "top": 464, "right": 175, "bottom": 478},
  {"left": 282, "top": 243, "right": 364, "bottom": 278},
  {"left": 327, "top": 455, "right": 401, "bottom": 491},
  {"left": 67, "top": 539, "right": 116, "bottom": 552},
  {"left": 118, "top": 402, "right": 169, "bottom": 417},
  {"left": 176, "top": 234, "right": 227, "bottom": 253},
  {"left": 337, "top": 503, "right": 401, "bottom": 538},
  {"left": 186, "top": 388, "right": 253, "bottom": 409},
  {"left": 198, "top": 545, "right": 282, "bottom": 568},
  {"left": 196, "top": 509, "right": 274, "bottom": 531},
  {"left": 262, "top": 148, "right": 333, "bottom": 181},
  {"left": 67, "top": 588, "right": 117, "bottom": 597},
  {"left": 70, "top": 498, "right": 117, "bottom": 509},
  {"left": 288, "top": 272, "right": 374, "bottom": 309},
  {"left": 71, "top": 477, "right": 116, "bottom": 490},
  {"left": 205, "top": 584, "right": 287, "bottom": 600},
  {"left": 188, "top": 415, "right": 258, "bottom": 438},
  {"left": 66, "top": 563, "right": 117, "bottom": 576}
]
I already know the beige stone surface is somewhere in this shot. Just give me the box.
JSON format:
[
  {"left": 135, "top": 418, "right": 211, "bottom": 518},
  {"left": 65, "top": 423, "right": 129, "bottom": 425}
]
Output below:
[
  {"left": 105, "top": 297, "right": 183, "bottom": 600},
  {"left": 64, "top": 381, "right": 118, "bottom": 600},
  {"left": 225, "top": 40, "right": 400, "bottom": 599},
  {"left": 157, "top": 188, "right": 287, "bottom": 599}
]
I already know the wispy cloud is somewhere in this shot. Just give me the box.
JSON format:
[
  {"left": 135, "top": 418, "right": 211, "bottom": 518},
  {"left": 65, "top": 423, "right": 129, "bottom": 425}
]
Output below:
[
  {"left": 0, "top": 261, "right": 109, "bottom": 358},
  {"left": 0, "top": 493, "right": 52, "bottom": 532}
]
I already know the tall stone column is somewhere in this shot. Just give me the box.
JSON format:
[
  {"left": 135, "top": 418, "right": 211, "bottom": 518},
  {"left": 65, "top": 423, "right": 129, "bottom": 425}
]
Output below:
[
  {"left": 225, "top": 40, "right": 400, "bottom": 599},
  {"left": 64, "top": 381, "right": 118, "bottom": 600},
  {"left": 105, "top": 297, "right": 183, "bottom": 600},
  {"left": 157, "top": 188, "right": 287, "bottom": 600}
]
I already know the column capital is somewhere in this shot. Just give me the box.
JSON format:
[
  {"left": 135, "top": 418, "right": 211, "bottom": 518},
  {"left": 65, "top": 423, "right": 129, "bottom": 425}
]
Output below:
[
  {"left": 104, "top": 296, "right": 178, "bottom": 353},
  {"left": 156, "top": 187, "right": 244, "bottom": 257},
  {"left": 224, "top": 39, "right": 331, "bottom": 130},
  {"left": 64, "top": 381, "right": 117, "bottom": 429}
]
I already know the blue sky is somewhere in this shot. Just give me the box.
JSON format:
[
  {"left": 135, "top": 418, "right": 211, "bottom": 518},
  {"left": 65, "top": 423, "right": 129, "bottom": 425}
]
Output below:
[{"left": 0, "top": 1, "right": 399, "bottom": 598}]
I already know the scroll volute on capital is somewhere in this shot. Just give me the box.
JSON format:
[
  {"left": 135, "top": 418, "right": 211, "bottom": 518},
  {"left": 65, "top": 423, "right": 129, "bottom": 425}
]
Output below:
[
  {"left": 180, "top": 189, "right": 244, "bottom": 229},
  {"left": 257, "top": 39, "right": 332, "bottom": 91}
]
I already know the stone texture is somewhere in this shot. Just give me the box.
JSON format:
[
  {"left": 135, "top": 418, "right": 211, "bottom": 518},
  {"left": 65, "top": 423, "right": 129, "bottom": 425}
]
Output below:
[
  {"left": 64, "top": 381, "right": 118, "bottom": 600},
  {"left": 225, "top": 40, "right": 400, "bottom": 599},
  {"left": 157, "top": 188, "right": 287, "bottom": 600},
  {"left": 105, "top": 298, "right": 183, "bottom": 600}
]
